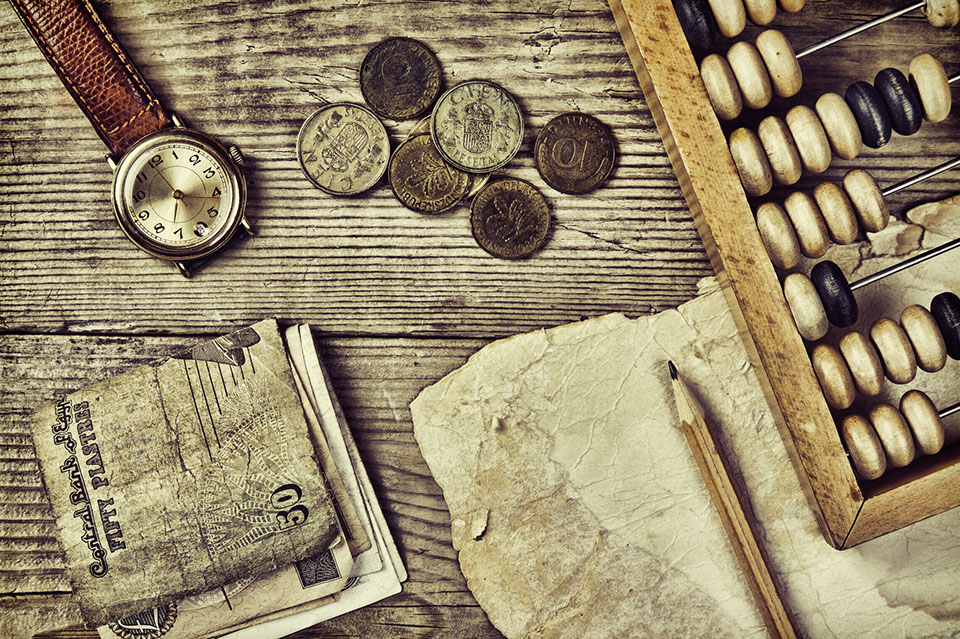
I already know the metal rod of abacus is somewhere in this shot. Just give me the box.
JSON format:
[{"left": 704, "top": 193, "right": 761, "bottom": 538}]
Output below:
[
  {"left": 795, "top": 1, "right": 926, "bottom": 59},
  {"left": 850, "top": 236, "right": 960, "bottom": 291},
  {"left": 941, "top": 402, "right": 960, "bottom": 419},
  {"left": 882, "top": 156, "right": 960, "bottom": 197}
]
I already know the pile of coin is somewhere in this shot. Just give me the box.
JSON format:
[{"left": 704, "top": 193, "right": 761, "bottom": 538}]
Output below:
[{"left": 295, "top": 37, "right": 616, "bottom": 259}]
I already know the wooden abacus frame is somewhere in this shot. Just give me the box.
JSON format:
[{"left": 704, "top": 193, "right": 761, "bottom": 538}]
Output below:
[{"left": 609, "top": 0, "right": 960, "bottom": 548}]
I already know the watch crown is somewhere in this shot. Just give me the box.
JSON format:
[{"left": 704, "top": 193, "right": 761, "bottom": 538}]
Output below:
[{"left": 228, "top": 145, "right": 245, "bottom": 167}]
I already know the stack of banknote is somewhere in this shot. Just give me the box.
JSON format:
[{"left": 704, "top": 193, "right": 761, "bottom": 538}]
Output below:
[{"left": 31, "top": 320, "right": 404, "bottom": 639}]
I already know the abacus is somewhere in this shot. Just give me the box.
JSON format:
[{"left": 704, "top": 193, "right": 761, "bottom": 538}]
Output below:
[{"left": 610, "top": 0, "right": 960, "bottom": 548}]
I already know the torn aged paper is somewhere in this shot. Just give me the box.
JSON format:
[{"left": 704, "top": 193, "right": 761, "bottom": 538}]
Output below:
[
  {"left": 31, "top": 319, "right": 340, "bottom": 627},
  {"left": 410, "top": 279, "right": 960, "bottom": 639}
]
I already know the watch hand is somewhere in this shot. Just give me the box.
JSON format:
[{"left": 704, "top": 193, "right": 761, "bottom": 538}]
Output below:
[
  {"left": 155, "top": 167, "right": 177, "bottom": 192},
  {"left": 173, "top": 200, "right": 178, "bottom": 223}
]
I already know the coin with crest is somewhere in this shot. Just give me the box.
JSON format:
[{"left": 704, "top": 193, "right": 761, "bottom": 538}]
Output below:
[
  {"left": 360, "top": 38, "right": 442, "bottom": 120},
  {"left": 389, "top": 134, "right": 471, "bottom": 214},
  {"left": 297, "top": 103, "right": 390, "bottom": 196},
  {"left": 534, "top": 112, "right": 615, "bottom": 194},
  {"left": 431, "top": 80, "right": 523, "bottom": 174},
  {"left": 470, "top": 178, "right": 550, "bottom": 259}
]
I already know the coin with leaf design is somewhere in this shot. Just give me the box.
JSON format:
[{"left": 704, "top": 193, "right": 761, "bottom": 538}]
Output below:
[
  {"left": 470, "top": 178, "right": 550, "bottom": 259},
  {"left": 389, "top": 134, "right": 471, "bottom": 214}
]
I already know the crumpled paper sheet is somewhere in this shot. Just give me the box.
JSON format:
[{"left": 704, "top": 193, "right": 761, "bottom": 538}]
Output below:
[{"left": 411, "top": 277, "right": 960, "bottom": 639}]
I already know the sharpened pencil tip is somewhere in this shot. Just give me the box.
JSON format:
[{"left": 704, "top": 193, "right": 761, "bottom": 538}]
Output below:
[{"left": 667, "top": 360, "right": 678, "bottom": 380}]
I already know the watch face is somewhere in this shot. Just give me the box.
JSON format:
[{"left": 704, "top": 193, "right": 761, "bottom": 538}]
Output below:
[{"left": 112, "top": 129, "right": 245, "bottom": 259}]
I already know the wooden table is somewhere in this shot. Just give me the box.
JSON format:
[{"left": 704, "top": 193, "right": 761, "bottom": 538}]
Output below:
[{"left": 1, "top": 1, "right": 957, "bottom": 637}]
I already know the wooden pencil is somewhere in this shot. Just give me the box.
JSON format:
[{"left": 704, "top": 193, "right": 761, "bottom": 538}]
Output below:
[{"left": 668, "top": 361, "right": 798, "bottom": 639}]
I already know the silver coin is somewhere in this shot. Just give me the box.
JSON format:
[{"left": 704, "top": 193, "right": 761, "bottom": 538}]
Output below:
[
  {"left": 431, "top": 80, "right": 523, "bottom": 174},
  {"left": 297, "top": 103, "right": 390, "bottom": 195}
]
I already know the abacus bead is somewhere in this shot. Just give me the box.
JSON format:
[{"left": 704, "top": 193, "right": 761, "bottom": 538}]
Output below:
[
  {"left": 900, "top": 304, "right": 947, "bottom": 372},
  {"left": 909, "top": 54, "right": 952, "bottom": 123},
  {"left": 784, "top": 191, "right": 830, "bottom": 258},
  {"left": 931, "top": 292, "right": 960, "bottom": 360},
  {"left": 811, "top": 344, "right": 856, "bottom": 410},
  {"left": 869, "top": 403, "right": 916, "bottom": 468},
  {"left": 870, "top": 318, "right": 918, "bottom": 384},
  {"left": 875, "top": 68, "right": 923, "bottom": 136},
  {"left": 729, "top": 127, "right": 773, "bottom": 196},
  {"left": 756, "top": 30, "right": 802, "bottom": 98},
  {"left": 811, "top": 261, "right": 858, "bottom": 327},
  {"left": 778, "top": 0, "right": 804, "bottom": 11},
  {"left": 743, "top": 0, "right": 777, "bottom": 24},
  {"left": 845, "top": 81, "right": 893, "bottom": 149},
  {"left": 842, "top": 169, "right": 889, "bottom": 233},
  {"left": 924, "top": 0, "right": 960, "bottom": 27},
  {"left": 701, "top": 54, "right": 743, "bottom": 120},
  {"left": 756, "top": 202, "right": 801, "bottom": 269},
  {"left": 839, "top": 331, "right": 884, "bottom": 397},
  {"left": 815, "top": 93, "right": 862, "bottom": 161},
  {"left": 783, "top": 272, "right": 828, "bottom": 341},
  {"left": 900, "top": 390, "right": 945, "bottom": 456},
  {"left": 786, "top": 105, "right": 832, "bottom": 174},
  {"left": 707, "top": 0, "right": 747, "bottom": 37},
  {"left": 674, "top": 0, "right": 717, "bottom": 50},
  {"left": 728, "top": 42, "right": 773, "bottom": 110},
  {"left": 813, "top": 182, "right": 859, "bottom": 245},
  {"left": 758, "top": 116, "right": 802, "bottom": 185},
  {"left": 841, "top": 414, "right": 886, "bottom": 480}
]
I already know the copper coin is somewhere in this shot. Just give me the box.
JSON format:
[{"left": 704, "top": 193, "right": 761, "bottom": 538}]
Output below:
[
  {"left": 432, "top": 80, "right": 524, "bottom": 174},
  {"left": 534, "top": 112, "right": 615, "bottom": 194},
  {"left": 470, "top": 178, "right": 550, "bottom": 259},
  {"left": 389, "top": 134, "right": 471, "bottom": 214},
  {"left": 360, "top": 38, "right": 442, "bottom": 120}
]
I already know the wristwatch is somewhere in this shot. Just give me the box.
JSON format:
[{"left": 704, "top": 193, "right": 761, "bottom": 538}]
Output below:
[{"left": 10, "top": 0, "right": 254, "bottom": 277}]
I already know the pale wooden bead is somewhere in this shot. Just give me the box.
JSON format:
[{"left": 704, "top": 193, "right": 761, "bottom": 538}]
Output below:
[
  {"left": 784, "top": 191, "right": 830, "bottom": 258},
  {"left": 758, "top": 116, "right": 802, "bottom": 185},
  {"left": 756, "top": 30, "right": 802, "bottom": 98},
  {"left": 701, "top": 54, "right": 743, "bottom": 121},
  {"left": 909, "top": 54, "right": 952, "bottom": 122},
  {"left": 811, "top": 343, "right": 856, "bottom": 409},
  {"left": 813, "top": 182, "right": 858, "bottom": 245},
  {"left": 756, "top": 202, "right": 801, "bottom": 270},
  {"left": 839, "top": 331, "right": 884, "bottom": 397},
  {"left": 729, "top": 127, "right": 773, "bottom": 196},
  {"left": 842, "top": 169, "right": 889, "bottom": 233},
  {"left": 708, "top": 0, "right": 748, "bottom": 37},
  {"left": 815, "top": 93, "right": 862, "bottom": 161},
  {"left": 924, "top": 0, "right": 960, "bottom": 27},
  {"left": 727, "top": 41, "right": 773, "bottom": 110},
  {"left": 841, "top": 414, "right": 886, "bottom": 480},
  {"left": 900, "top": 390, "right": 945, "bottom": 456},
  {"left": 783, "top": 272, "right": 828, "bottom": 341},
  {"left": 778, "top": 0, "right": 804, "bottom": 11},
  {"left": 786, "top": 105, "right": 832, "bottom": 174},
  {"left": 744, "top": 0, "right": 777, "bottom": 24},
  {"left": 900, "top": 304, "right": 948, "bottom": 372},
  {"left": 868, "top": 403, "right": 916, "bottom": 468},
  {"left": 870, "top": 318, "right": 918, "bottom": 384}
]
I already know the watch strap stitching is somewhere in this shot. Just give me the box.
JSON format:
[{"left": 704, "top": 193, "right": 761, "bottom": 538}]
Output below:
[{"left": 10, "top": 0, "right": 170, "bottom": 152}]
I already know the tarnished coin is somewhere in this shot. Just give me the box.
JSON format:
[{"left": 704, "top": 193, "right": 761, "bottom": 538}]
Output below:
[
  {"left": 297, "top": 103, "right": 390, "bottom": 196},
  {"left": 431, "top": 80, "right": 523, "bottom": 174},
  {"left": 389, "top": 134, "right": 471, "bottom": 214},
  {"left": 470, "top": 178, "right": 550, "bottom": 259},
  {"left": 465, "top": 173, "right": 490, "bottom": 199},
  {"left": 534, "top": 112, "right": 615, "bottom": 194},
  {"left": 360, "top": 38, "right": 442, "bottom": 120}
]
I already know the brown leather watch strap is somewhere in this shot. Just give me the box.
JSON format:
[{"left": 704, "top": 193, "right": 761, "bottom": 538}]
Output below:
[{"left": 10, "top": 0, "right": 172, "bottom": 158}]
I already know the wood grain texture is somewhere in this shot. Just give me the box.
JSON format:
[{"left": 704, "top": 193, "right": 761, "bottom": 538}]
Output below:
[{"left": 2, "top": 0, "right": 960, "bottom": 636}]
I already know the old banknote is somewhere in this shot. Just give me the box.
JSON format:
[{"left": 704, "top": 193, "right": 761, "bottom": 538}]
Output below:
[{"left": 31, "top": 320, "right": 340, "bottom": 626}]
